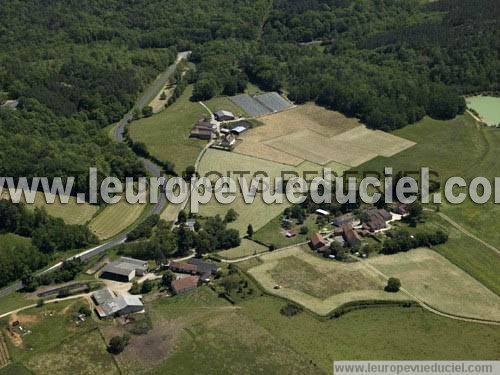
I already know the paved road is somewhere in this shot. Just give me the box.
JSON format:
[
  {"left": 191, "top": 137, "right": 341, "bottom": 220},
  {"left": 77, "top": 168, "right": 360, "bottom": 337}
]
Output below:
[
  {"left": 0, "top": 52, "right": 190, "bottom": 298},
  {"left": 114, "top": 51, "right": 191, "bottom": 142}
]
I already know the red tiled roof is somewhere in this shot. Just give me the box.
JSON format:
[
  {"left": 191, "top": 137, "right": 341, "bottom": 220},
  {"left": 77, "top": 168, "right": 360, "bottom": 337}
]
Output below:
[
  {"left": 171, "top": 276, "right": 199, "bottom": 294},
  {"left": 310, "top": 233, "right": 326, "bottom": 247},
  {"left": 169, "top": 261, "right": 198, "bottom": 273}
]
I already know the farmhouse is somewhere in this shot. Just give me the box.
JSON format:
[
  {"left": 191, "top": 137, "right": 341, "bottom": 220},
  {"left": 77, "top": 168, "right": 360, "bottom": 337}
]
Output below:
[
  {"left": 310, "top": 233, "right": 327, "bottom": 249},
  {"left": 341, "top": 224, "right": 361, "bottom": 248},
  {"left": 169, "top": 261, "right": 198, "bottom": 274},
  {"left": 361, "top": 208, "right": 393, "bottom": 232},
  {"left": 190, "top": 118, "right": 216, "bottom": 140},
  {"left": 215, "top": 110, "right": 235, "bottom": 121},
  {"left": 171, "top": 276, "right": 200, "bottom": 295},
  {"left": 100, "top": 257, "right": 148, "bottom": 282},
  {"left": 170, "top": 259, "right": 221, "bottom": 282},
  {"left": 92, "top": 288, "right": 144, "bottom": 318},
  {"left": 187, "top": 258, "right": 221, "bottom": 276}
]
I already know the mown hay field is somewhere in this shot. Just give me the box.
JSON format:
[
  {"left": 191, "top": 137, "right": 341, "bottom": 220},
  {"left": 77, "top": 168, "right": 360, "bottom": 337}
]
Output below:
[
  {"left": 129, "top": 85, "right": 208, "bottom": 174},
  {"left": 246, "top": 245, "right": 406, "bottom": 316},
  {"left": 1, "top": 191, "right": 98, "bottom": 225},
  {"left": 234, "top": 102, "right": 414, "bottom": 167},
  {"left": 196, "top": 149, "right": 347, "bottom": 235},
  {"left": 367, "top": 248, "right": 500, "bottom": 322},
  {"left": 88, "top": 185, "right": 148, "bottom": 240}
]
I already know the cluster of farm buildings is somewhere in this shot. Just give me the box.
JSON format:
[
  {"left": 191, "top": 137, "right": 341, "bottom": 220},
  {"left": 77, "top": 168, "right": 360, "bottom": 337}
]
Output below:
[
  {"left": 90, "top": 256, "right": 221, "bottom": 319},
  {"left": 309, "top": 203, "right": 409, "bottom": 256},
  {"left": 190, "top": 91, "right": 295, "bottom": 150}
]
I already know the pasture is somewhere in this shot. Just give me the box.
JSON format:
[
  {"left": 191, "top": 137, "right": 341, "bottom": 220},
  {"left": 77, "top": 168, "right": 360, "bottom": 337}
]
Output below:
[
  {"left": 1, "top": 191, "right": 98, "bottom": 226},
  {"left": 253, "top": 214, "right": 319, "bottom": 249},
  {"left": 110, "top": 287, "right": 319, "bottom": 374},
  {"left": 246, "top": 245, "right": 406, "bottom": 316},
  {"left": 217, "top": 239, "right": 268, "bottom": 260},
  {"left": 128, "top": 85, "right": 208, "bottom": 174},
  {"left": 234, "top": 102, "right": 414, "bottom": 167},
  {"left": 356, "top": 114, "right": 500, "bottom": 289},
  {"left": 367, "top": 248, "right": 500, "bottom": 322},
  {"left": 241, "top": 296, "right": 500, "bottom": 371},
  {"left": 196, "top": 149, "right": 344, "bottom": 234},
  {"left": 2, "top": 300, "right": 117, "bottom": 374},
  {"left": 203, "top": 96, "right": 248, "bottom": 117}
]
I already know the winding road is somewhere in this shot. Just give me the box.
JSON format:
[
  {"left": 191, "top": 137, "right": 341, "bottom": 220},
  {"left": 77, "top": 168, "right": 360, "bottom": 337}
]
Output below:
[{"left": 0, "top": 52, "right": 191, "bottom": 298}]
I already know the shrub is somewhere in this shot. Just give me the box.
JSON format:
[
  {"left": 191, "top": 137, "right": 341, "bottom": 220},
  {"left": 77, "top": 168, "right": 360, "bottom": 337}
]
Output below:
[
  {"left": 280, "top": 303, "right": 303, "bottom": 317},
  {"left": 385, "top": 277, "right": 401, "bottom": 293}
]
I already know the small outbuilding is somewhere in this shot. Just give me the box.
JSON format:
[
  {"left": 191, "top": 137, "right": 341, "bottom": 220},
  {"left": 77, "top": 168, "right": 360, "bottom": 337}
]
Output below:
[
  {"left": 215, "top": 110, "right": 235, "bottom": 121},
  {"left": 230, "top": 125, "right": 248, "bottom": 135}
]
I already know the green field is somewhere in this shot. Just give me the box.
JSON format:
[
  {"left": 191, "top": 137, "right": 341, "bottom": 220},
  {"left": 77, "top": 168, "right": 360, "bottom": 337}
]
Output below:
[
  {"left": 357, "top": 114, "right": 500, "bottom": 293},
  {"left": 253, "top": 214, "right": 319, "bottom": 249},
  {"left": 217, "top": 239, "right": 268, "bottom": 260},
  {"left": 197, "top": 149, "right": 344, "bottom": 235},
  {"left": 466, "top": 96, "right": 500, "bottom": 126},
  {"left": 367, "top": 248, "right": 500, "bottom": 321},
  {"left": 1, "top": 299, "right": 117, "bottom": 374},
  {"left": 203, "top": 96, "right": 248, "bottom": 118},
  {"left": 113, "top": 287, "right": 319, "bottom": 374},
  {"left": 129, "top": 85, "right": 208, "bottom": 174},
  {"left": 393, "top": 214, "right": 500, "bottom": 296},
  {"left": 241, "top": 297, "right": 500, "bottom": 371},
  {"left": 88, "top": 194, "right": 148, "bottom": 240},
  {"left": 246, "top": 245, "right": 406, "bottom": 316},
  {"left": 2, "top": 192, "right": 98, "bottom": 226}
]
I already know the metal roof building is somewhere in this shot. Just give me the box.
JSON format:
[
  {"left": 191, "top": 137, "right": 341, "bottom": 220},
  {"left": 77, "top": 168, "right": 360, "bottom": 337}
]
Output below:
[{"left": 92, "top": 288, "right": 144, "bottom": 318}]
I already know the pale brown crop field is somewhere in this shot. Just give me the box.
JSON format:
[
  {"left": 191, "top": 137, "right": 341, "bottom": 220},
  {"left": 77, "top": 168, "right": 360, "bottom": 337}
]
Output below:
[
  {"left": 367, "top": 248, "right": 500, "bottom": 322},
  {"left": 246, "top": 245, "right": 407, "bottom": 316},
  {"left": 234, "top": 102, "right": 415, "bottom": 167}
]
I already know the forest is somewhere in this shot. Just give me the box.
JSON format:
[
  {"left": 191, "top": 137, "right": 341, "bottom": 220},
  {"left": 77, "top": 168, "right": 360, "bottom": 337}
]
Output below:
[{"left": 0, "top": 0, "right": 498, "bottom": 286}]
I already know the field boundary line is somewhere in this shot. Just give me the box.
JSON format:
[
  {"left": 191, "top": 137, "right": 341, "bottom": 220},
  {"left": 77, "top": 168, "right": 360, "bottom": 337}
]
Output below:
[
  {"left": 354, "top": 256, "right": 500, "bottom": 326},
  {"left": 434, "top": 211, "right": 500, "bottom": 256}
]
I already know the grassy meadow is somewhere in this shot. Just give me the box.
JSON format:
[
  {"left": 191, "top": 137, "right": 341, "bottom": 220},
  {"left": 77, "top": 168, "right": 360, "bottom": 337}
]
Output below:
[
  {"left": 1, "top": 191, "right": 98, "bottom": 226},
  {"left": 128, "top": 85, "right": 208, "bottom": 174},
  {"left": 1, "top": 300, "right": 118, "bottom": 374},
  {"left": 356, "top": 114, "right": 500, "bottom": 297},
  {"left": 202, "top": 96, "right": 248, "bottom": 118},
  {"left": 241, "top": 296, "right": 500, "bottom": 371}
]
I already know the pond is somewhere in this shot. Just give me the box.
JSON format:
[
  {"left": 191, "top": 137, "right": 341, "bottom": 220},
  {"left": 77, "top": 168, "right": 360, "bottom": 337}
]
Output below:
[{"left": 466, "top": 95, "right": 500, "bottom": 126}]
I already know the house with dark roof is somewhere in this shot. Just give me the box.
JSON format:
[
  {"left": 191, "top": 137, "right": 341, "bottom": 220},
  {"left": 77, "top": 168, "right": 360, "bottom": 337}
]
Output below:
[
  {"left": 92, "top": 288, "right": 144, "bottom": 318},
  {"left": 187, "top": 258, "right": 221, "bottom": 276},
  {"left": 361, "top": 208, "right": 393, "bottom": 232},
  {"left": 331, "top": 212, "right": 360, "bottom": 227},
  {"left": 215, "top": 110, "right": 235, "bottom": 121},
  {"left": 190, "top": 118, "right": 216, "bottom": 140},
  {"left": 169, "top": 261, "right": 198, "bottom": 274},
  {"left": 171, "top": 276, "right": 200, "bottom": 295},
  {"left": 310, "top": 233, "right": 327, "bottom": 249},
  {"left": 341, "top": 224, "right": 361, "bottom": 248}
]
